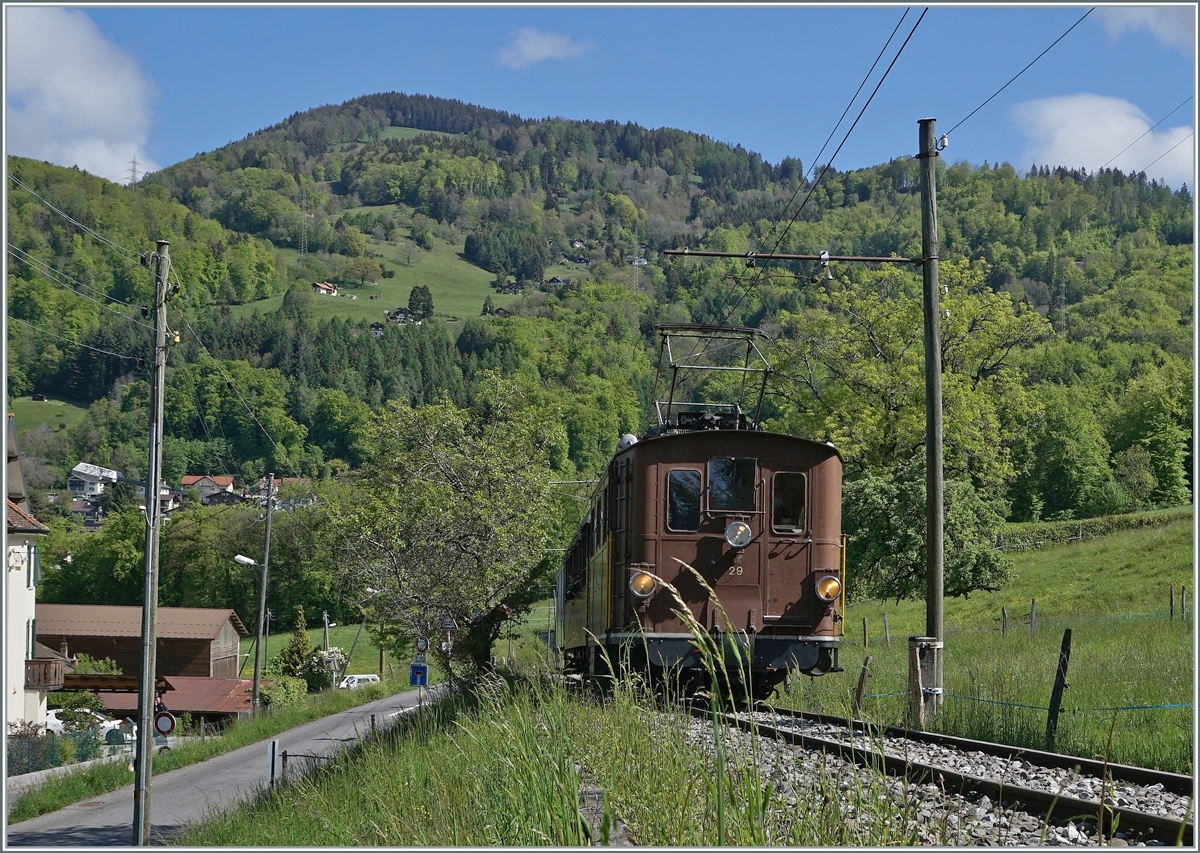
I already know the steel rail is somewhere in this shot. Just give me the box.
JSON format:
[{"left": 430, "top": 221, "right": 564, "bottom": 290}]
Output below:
[
  {"left": 694, "top": 705, "right": 1192, "bottom": 845},
  {"left": 764, "top": 705, "right": 1195, "bottom": 797}
]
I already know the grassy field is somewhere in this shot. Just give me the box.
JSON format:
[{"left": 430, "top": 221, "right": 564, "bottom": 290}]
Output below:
[
  {"left": 172, "top": 673, "right": 931, "bottom": 847},
  {"left": 780, "top": 515, "right": 1194, "bottom": 773},
  {"left": 329, "top": 126, "right": 457, "bottom": 151},
  {"left": 8, "top": 394, "right": 89, "bottom": 440},
  {"left": 239, "top": 622, "right": 398, "bottom": 680},
  {"left": 229, "top": 224, "right": 518, "bottom": 326}
]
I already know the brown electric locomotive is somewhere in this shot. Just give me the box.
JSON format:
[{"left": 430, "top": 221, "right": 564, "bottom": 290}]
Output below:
[{"left": 557, "top": 325, "right": 845, "bottom": 700}]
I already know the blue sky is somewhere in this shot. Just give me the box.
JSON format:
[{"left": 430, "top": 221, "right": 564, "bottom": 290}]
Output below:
[{"left": 4, "top": 4, "right": 1196, "bottom": 189}]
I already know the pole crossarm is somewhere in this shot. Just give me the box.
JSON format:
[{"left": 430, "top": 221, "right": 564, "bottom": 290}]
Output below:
[{"left": 661, "top": 249, "right": 921, "bottom": 265}]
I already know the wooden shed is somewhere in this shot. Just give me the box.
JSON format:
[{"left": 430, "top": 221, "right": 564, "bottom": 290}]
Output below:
[{"left": 36, "top": 604, "right": 249, "bottom": 679}]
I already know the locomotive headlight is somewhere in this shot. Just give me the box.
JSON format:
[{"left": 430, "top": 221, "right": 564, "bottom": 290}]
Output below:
[
  {"left": 815, "top": 575, "right": 842, "bottom": 602},
  {"left": 630, "top": 570, "right": 658, "bottom": 598},
  {"left": 724, "top": 521, "right": 752, "bottom": 549}
]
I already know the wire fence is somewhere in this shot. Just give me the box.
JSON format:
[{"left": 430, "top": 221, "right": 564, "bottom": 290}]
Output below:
[{"left": 5, "top": 728, "right": 108, "bottom": 776}]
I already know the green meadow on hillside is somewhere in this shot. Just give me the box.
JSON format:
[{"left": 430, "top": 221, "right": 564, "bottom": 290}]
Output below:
[
  {"left": 229, "top": 224, "right": 518, "bottom": 325},
  {"left": 9, "top": 395, "right": 89, "bottom": 440}
]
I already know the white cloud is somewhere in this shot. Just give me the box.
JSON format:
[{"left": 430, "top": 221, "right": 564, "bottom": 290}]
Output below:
[
  {"left": 1094, "top": 6, "right": 1195, "bottom": 57},
  {"left": 496, "top": 28, "right": 592, "bottom": 69},
  {"left": 5, "top": 7, "right": 160, "bottom": 183},
  {"left": 1014, "top": 94, "right": 1194, "bottom": 188}
]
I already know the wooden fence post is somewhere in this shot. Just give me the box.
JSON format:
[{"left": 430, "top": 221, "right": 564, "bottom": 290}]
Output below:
[
  {"left": 1001, "top": 606, "right": 1008, "bottom": 637},
  {"left": 908, "top": 641, "right": 924, "bottom": 727},
  {"left": 1030, "top": 599, "right": 1037, "bottom": 636},
  {"left": 853, "top": 656, "right": 872, "bottom": 716},
  {"left": 883, "top": 613, "right": 891, "bottom": 649},
  {"left": 1045, "top": 628, "right": 1073, "bottom": 751},
  {"left": 281, "top": 749, "right": 288, "bottom": 782},
  {"left": 863, "top": 617, "right": 869, "bottom": 649}
]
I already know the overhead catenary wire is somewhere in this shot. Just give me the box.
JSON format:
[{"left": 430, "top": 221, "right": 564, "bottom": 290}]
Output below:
[
  {"left": 698, "top": 9, "right": 918, "bottom": 339},
  {"left": 705, "top": 7, "right": 929, "bottom": 340},
  {"left": 666, "top": 8, "right": 921, "bottom": 372}
]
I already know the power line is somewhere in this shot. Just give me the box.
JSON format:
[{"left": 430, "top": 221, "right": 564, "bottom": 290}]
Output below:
[
  {"left": 943, "top": 7, "right": 1095, "bottom": 138},
  {"left": 7, "top": 246, "right": 155, "bottom": 331},
  {"left": 7, "top": 314, "right": 143, "bottom": 362},
  {"left": 170, "top": 309, "right": 377, "bottom": 582},
  {"left": 1100, "top": 96, "right": 1193, "bottom": 172},
  {"left": 1140, "top": 132, "right": 1194, "bottom": 176},
  {"left": 8, "top": 174, "right": 142, "bottom": 263},
  {"left": 7, "top": 243, "right": 143, "bottom": 309}
]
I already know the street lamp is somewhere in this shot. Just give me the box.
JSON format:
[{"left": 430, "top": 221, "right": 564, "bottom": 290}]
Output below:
[{"left": 235, "top": 553, "right": 269, "bottom": 712}]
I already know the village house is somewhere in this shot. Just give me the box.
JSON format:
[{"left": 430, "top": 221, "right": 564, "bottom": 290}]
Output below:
[
  {"left": 7, "top": 415, "right": 54, "bottom": 729},
  {"left": 36, "top": 604, "right": 250, "bottom": 679},
  {"left": 66, "top": 462, "right": 119, "bottom": 497},
  {"left": 68, "top": 495, "right": 104, "bottom": 530},
  {"left": 181, "top": 474, "right": 236, "bottom": 504},
  {"left": 369, "top": 321, "right": 385, "bottom": 338},
  {"left": 312, "top": 281, "right": 338, "bottom": 296}
]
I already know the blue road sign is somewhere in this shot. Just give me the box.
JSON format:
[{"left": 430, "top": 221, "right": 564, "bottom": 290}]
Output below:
[{"left": 410, "top": 664, "right": 428, "bottom": 687}]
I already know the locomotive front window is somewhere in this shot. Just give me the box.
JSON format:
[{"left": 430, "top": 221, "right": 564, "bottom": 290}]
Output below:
[
  {"left": 709, "top": 458, "right": 756, "bottom": 511},
  {"left": 667, "top": 469, "right": 702, "bottom": 531},
  {"left": 772, "top": 472, "right": 806, "bottom": 533}
]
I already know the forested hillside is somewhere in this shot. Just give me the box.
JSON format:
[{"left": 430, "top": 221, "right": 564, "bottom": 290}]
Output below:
[{"left": 6, "top": 91, "right": 1193, "bottom": 617}]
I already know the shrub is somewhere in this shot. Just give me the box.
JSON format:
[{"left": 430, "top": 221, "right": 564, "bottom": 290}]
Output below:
[
  {"left": 259, "top": 675, "right": 307, "bottom": 710},
  {"left": 999, "top": 506, "right": 1193, "bottom": 552}
]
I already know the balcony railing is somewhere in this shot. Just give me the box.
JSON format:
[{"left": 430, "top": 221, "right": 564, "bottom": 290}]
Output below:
[{"left": 25, "top": 658, "right": 64, "bottom": 691}]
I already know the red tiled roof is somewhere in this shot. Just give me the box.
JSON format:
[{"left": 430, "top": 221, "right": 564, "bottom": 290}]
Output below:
[
  {"left": 36, "top": 603, "right": 249, "bottom": 639},
  {"left": 7, "top": 498, "right": 48, "bottom": 534},
  {"left": 100, "top": 677, "right": 255, "bottom": 716},
  {"left": 181, "top": 475, "right": 234, "bottom": 487}
]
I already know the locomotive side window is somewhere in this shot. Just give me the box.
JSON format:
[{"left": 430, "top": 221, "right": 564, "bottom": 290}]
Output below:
[
  {"left": 667, "top": 469, "right": 702, "bottom": 531},
  {"left": 708, "top": 458, "right": 756, "bottom": 511},
  {"left": 772, "top": 472, "right": 806, "bottom": 533}
]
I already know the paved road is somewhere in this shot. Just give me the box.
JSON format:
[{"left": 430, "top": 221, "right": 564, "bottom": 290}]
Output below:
[{"left": 6, "top": 687, "right": 439, "bottom": 847}]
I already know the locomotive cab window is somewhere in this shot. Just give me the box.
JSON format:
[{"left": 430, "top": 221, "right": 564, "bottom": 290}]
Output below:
[
  {"left": 667, "top": 469, "right": 702, "bottom": 531},
  {"left": 772, "top": 472, "right": 806, "bottom": 533},
  {"left": 708, "top": 458, "right": 756, "bottom": 512}
]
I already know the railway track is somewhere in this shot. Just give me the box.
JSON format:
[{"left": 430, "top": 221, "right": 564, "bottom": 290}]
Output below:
[{"left": 697, "top": 703, "right": 1193, "bottom": 846}]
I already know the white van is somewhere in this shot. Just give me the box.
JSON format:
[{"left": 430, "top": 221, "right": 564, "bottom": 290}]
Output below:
[{"left": 337, "top": 674, "right": 381, "bottom": 690}]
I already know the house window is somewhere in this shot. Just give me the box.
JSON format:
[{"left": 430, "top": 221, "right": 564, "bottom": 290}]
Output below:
[
  {"left": 666, "top": 469, "right": 702, "bottom": 532},
  {"left": 25, "top": 618, "right": 35, "bottom": 660},
  {"left": 772, "top": 473, "right": 806, "bottom": 534},
  {"left": 709, "top": 458, "right": 756, "bottom": 512}
]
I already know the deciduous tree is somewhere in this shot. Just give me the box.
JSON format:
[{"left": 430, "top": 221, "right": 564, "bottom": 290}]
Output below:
[{"left": 331, "top": 375, "right": 565, "bottom": 674}]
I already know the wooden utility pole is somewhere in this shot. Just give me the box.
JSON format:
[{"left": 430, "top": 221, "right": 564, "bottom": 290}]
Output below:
[
  {"left": 918, "top": 118, "right": 945, "bottom": 712},
  {"left": 133, "top": 240, "right": 169, "bottom": 846},
  {"left": 658, "top": 118, "right": 947, "bottom": 718},
  {"left": 251, "top": 473, "right": 274, "bottom": 712}
]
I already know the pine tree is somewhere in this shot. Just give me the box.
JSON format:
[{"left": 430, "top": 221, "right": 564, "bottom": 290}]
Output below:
[{"left": 277, "top": 606, "right": 312, "bottom": 677}]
